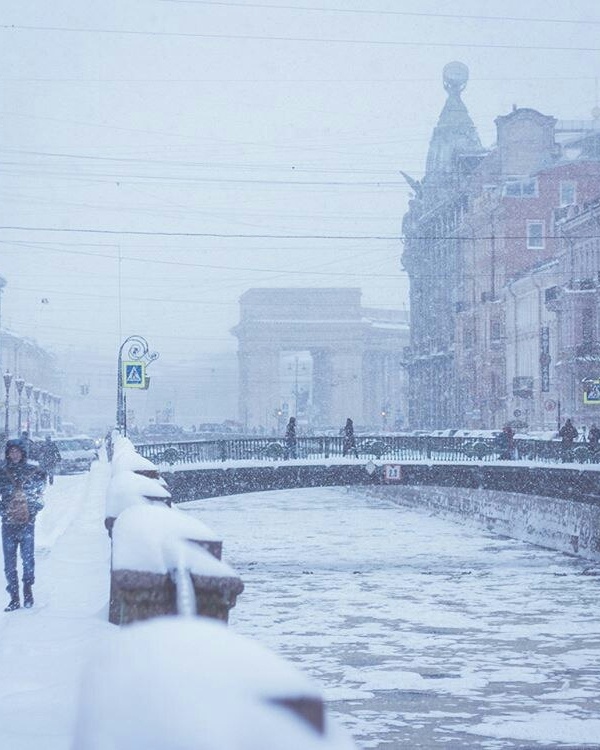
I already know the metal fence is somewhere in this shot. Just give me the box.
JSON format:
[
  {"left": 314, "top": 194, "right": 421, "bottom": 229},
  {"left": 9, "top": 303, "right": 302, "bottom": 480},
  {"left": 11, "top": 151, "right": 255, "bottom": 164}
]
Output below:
[{"left": 133, "top": 434, "right": 596, "bottom": 467}]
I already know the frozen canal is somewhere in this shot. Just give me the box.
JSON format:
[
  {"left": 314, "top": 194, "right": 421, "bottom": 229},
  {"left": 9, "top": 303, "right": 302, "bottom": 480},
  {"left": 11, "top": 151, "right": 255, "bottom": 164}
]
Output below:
[{"left": 184, "top": 487, "right": 600, "bottom": 749}]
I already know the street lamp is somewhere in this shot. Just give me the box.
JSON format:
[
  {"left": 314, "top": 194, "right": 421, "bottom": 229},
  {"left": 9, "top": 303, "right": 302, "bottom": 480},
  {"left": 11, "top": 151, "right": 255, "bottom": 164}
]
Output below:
[
  {"left": 40, "top": 391, "right": 49, "bottom": 430},
  {"left": 0, "top": 276, "right": 6, "bottom": 378},
  {"left": 117, "top": 335, "right": 159, "bottom": 436},
  {"left": 3, "top": 370, "right": 12, "bottom": 437},
  {"left": 15, "top": 377, "right": 25, "bottom": 434},
  {"left": 54, "top": 395, "right": 61, "bottom": 432},
  {"left": 24, "top": 383, "right": 33, "bottom": 432},
  {"left": 32, "top": 388, "right": 40, "bottom": 435}
]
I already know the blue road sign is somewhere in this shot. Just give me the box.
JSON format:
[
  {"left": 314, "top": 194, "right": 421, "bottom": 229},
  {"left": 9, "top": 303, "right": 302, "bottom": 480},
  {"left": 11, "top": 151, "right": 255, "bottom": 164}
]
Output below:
[
  {"left": 123, "top": 361, "right": 146, "bottom": 389},
  {"left": 584, "top": 380, "right": 600, "bottom": 404}
]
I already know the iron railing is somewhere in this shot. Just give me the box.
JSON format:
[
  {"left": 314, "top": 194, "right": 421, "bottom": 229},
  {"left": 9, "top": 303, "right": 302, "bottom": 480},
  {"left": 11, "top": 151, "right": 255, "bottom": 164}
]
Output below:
[{"left": 134, "top": 435, "right": 594, "bottom": 467}]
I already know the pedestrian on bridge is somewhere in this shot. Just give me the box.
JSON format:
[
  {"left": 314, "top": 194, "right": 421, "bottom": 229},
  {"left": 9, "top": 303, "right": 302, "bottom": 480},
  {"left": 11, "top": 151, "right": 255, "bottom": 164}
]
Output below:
[
  {"left": 0, "top": 438, "right": 45, "bottom": 611},
  {"left": 284, "top": 417, "right": 297, "bottom": 459},
  {"left": 342, "top": 417, "right": 359, "bottom": 458},
  {"left": 497, "top": 423, "right": 515, "bottom": 460},
  {"left": 559, "top": 418, "right": 578, "bottom": 462},
  {"left": 588, "top": 424, "right": 600, "bottom": 455}
]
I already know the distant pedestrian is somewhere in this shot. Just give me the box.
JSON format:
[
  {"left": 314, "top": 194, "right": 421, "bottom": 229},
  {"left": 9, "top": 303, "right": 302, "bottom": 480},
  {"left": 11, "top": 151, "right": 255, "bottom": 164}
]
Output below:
[
  {"left": 284, "top": 417, "right": 297, "bottom": 460},
  {"left": 20, "top": 431, "right": 37, "bottom": 461},
  {"left": 559, "top": 418, "right": 579, "bottom": 462},
  {"left": 588, "top": 424, "right": 600, "bottom": 454},
  {"left": 496, "top": 423, "right": 515, "bottom": 460},
  {"left": 38, "top": 435, "right": 61, "bottom": 485},
  {"left": 0, "top": 438, "right": 46, "bottom": 611},
  {"left": 342, "top": 418, "right": 359, "bottom": 458}
]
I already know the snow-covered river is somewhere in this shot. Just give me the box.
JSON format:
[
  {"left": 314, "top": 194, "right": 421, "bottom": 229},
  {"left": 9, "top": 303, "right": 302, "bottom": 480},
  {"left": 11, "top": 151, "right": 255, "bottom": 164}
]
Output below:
[{"left": 186, "top": 486, "right": 600, "bottom": 749}]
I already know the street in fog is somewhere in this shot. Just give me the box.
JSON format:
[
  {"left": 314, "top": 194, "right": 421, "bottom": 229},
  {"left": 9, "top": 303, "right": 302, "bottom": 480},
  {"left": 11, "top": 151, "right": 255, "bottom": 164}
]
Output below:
[{"left": 186, "top": 487, "right": 600, "bottom": 749}]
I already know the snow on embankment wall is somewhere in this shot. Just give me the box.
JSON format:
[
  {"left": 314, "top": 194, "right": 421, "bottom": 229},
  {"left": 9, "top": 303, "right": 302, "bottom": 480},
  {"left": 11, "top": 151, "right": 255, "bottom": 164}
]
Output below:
[{"left": 369, "top": 484, "right": 600, "bottom": 562}]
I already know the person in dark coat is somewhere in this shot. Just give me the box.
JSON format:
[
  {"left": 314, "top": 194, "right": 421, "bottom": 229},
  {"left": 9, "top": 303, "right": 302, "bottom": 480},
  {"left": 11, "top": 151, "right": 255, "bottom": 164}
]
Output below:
[
  {"left": 342, "top": 417, "right": 359, "bottom": 458},
  {"left": 496, "top": 423, "right": 515, "bottom": 460},
  {"left": 20, "top": 431, "right": 37, "bottom": 461},
  {"left": 38, "top": 435, "right": 61, "bottom": 485},
  {"left": 0, "top": 439, "right": 45, "bottom": 610},
  {"left": 588, "top": 424, "right": 600, "bottom": 453},
  {"left": 559, "top": 418, "right": 579, "bottom": 462},
  {"left": 284, "top": 417, "right": 297, "bottom": 460}
]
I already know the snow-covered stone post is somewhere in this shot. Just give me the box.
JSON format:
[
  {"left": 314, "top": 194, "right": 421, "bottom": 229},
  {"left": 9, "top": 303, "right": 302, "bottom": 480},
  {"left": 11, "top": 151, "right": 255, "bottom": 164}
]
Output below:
[
  {"left": 73, "top": 618, "right": 357, "bottom": 750},
  {"left": 109, "top": 504, "right": 243, "bottom": 625}
]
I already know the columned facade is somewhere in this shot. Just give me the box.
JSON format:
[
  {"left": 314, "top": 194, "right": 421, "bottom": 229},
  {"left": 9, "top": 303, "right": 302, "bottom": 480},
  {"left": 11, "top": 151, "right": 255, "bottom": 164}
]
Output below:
[{"left": 232, "top": 288, "right": 408, "bottom": 431}]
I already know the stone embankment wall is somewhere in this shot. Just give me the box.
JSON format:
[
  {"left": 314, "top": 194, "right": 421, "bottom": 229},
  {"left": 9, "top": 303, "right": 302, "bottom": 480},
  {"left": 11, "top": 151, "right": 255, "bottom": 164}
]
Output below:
[
  {"left": 164, "top": 461, "right": 600, "bottom": 562},
  {"left": 367, "top": 484, "right": 600, "bottom": 562}
]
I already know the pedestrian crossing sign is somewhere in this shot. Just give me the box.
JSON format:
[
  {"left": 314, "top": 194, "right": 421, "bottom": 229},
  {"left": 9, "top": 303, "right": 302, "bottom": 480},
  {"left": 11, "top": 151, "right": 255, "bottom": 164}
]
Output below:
[
  {"left": 122, "top": 361, "right": 146, "bottom": 389},
  {"left": 584, "top": 379, "right": 600, "bottom": 404}
]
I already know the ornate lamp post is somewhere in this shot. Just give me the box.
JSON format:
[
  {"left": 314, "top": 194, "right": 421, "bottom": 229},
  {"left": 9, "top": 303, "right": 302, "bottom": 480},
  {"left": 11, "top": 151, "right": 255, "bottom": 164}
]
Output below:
[
  {"left": 32, "top": 387, "right": 40, "bottom": 436},
  {"left": 24, "top": 383, "right": 33, "bottom": 432},
  {"left": 40, "top": 391, "right": 49, "bottom": 430},
  {"left": 15, "top": 377, "right": 25, "bottom": 434},
  {"left": 54, "top": 395, "right": 61, "bottom": 432},
  {"left": 3, "top": 370, "right": 12, "bottom": 437},
  {"left": 117, "top": 335, "right": 159, "bottom": 436}
]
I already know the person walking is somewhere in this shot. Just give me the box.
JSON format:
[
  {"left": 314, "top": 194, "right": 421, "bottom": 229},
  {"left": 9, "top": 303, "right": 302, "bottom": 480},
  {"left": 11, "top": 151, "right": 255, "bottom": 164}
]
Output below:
[
  {"left": 342, "top": 417, "right": 359, "bottom": 458},
  {"left": 588, "top": 423, "right": 600, "bottom": 454},
  {"left": 0, "top": 438, "right": 45, "bottom": 611},
  {"left": 284, "top": 417, "right": 297, "bottom": 460},
  {"left": 497, "top": 423, "right": 515, "bottom": 460},
  {"left": 559, "top": 418, "right": 579, "bottom": 462},
  {"left": 20, "top": 431, "right": 37, "bottom": 461},
  {"left": 38, "top": 435, "right": 61, "bottom": 485}
]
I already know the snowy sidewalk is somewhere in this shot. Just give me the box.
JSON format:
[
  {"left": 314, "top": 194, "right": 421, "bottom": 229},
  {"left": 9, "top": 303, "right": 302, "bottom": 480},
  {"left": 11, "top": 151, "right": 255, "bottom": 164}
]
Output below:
[{"left": 0, "top": 459, "right": 113, "bottom": 750}]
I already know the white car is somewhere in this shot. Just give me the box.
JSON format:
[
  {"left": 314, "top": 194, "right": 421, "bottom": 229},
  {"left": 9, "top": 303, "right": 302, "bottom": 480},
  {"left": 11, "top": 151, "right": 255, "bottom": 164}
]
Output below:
[{"left": 54, "top": 436, "right": 99, "bottom": 474}]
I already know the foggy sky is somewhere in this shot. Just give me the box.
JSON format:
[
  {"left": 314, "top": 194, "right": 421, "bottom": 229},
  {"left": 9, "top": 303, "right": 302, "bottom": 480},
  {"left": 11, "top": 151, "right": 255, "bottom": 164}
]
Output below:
[{"left": 2, "top": 0, "right": 600, "bottom": 390}]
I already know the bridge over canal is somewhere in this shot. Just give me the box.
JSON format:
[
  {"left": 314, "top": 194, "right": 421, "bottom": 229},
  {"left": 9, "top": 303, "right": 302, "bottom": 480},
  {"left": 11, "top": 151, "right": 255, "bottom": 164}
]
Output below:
[{"left": 134, "top": 434, "right": 600, "bottom": 561}]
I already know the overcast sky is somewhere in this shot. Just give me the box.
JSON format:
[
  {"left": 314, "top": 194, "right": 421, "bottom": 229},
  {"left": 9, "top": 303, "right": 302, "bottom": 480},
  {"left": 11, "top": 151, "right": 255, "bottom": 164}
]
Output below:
[{"left": 2, "top": 0, "right": 600, "bottom": 382}]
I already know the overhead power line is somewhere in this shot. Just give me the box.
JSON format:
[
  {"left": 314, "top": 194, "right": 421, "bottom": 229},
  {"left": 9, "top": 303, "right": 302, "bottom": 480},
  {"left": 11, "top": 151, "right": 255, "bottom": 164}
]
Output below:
[
  {"left": 2, "top": 23, "right": 599, "bottom": 52},
  {"left": 0, "top": 226, "right": 594, "bottom": 241},
  {"left": 158, "top": 0, "right": 600, "bottom": 28},
  {"left": 0, "top": 225, "right": 398, "bottom": 239}
]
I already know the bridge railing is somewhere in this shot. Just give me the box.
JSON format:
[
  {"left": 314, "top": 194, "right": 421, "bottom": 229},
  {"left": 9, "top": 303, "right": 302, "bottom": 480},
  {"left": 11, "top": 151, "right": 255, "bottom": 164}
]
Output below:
[{"left": 134, "top": 434, "right": 581, "bottom": 466}]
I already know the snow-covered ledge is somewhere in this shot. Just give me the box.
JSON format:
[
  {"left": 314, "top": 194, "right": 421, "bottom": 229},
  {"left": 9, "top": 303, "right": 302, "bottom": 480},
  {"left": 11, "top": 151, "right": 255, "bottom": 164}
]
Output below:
[
  {"left": 73, "top": 618, "right": 356, "bottom": 750},
  {"left": 109, "top": 505, "right": 243, "bottom": 625}
]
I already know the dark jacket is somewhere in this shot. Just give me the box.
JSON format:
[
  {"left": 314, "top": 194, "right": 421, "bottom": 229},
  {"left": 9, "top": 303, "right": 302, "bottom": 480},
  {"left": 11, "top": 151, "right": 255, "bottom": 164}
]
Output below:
[
  {"left": 285, "top": 418, "right": 297, "bottom": 444},
  {"left": 559, "top": 420, "right": 578, "bottom": 446},
  {"left": 0, "top": 439, "right": 45, "bottom": 523},
  {"left": 342, "top": 419, "right": 358, "bottom": 455},
  {"left": 38, "top": 439, "right": 61, "bottom": 470}
]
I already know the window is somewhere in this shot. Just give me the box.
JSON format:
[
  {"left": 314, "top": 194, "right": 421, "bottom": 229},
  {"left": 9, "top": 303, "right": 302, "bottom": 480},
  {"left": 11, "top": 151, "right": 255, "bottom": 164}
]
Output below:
[
  {"left": 503, "top": 178, "right": 538, "bottom": 198},
  {"left": 582, "top": 308, "right": 594, "bottom": 342},
  {"left": 527, "top": 221, "right": 544, "bottom": 249},
  {"left": 560, "top": 180, "right": 576, "bottom": 207},
  {"left": 490, "top": 319, "right": 502, "bottom": 342},
  {"left": 463, "top": 327, "right": 474, "bottom": 349}
]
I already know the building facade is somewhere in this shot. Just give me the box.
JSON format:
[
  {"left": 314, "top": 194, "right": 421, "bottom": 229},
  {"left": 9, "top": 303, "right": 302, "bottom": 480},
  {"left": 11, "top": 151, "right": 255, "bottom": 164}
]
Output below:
[
  {"left": 232, "top": 288, "right": 409, "bottom": 432},
  {"left": 402, "top": 63, "right": 600, "bottom": 431}
]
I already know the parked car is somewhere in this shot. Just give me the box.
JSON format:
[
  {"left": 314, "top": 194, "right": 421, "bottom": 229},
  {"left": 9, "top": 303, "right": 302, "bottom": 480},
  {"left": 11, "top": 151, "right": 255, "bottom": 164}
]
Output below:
[
  {"left": 141, "top": 423, "right": 184, "bottom": 442},
  {"left": 53, "top": 436, "right": 99, "bottom": 474}
]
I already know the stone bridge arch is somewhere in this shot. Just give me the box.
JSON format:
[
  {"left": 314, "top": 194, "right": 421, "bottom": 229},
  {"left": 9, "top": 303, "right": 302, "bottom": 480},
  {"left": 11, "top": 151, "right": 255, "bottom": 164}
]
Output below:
[{"left": 231, "top": 288, "right": 409, "bottom": 431}]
